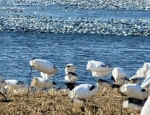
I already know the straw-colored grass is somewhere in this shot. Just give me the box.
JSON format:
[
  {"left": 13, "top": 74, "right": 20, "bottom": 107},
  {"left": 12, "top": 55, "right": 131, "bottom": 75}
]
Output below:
[{"left": 0, "top": 88, "right": 140, "bottom": 115}]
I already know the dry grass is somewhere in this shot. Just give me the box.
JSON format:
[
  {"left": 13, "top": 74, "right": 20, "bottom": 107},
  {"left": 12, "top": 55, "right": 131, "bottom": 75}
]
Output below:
[{"left": 0, "top": 88, "right": 140, "bottom": 115}]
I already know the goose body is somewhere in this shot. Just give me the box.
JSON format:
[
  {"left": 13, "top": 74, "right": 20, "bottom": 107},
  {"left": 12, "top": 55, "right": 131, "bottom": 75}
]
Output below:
[
  {"left": 141, "top": 74, "right": 150, "bottom": 89},
  {"left": 29, "top": 58, "right": 58, "bottom": 74},
  {"left": 123, "top": 97, "right": 145, "bottom": 111},
  {"left": 120, "top": 84, "right": 148, "bottom": 100},
  {"left": 97, "top": 79, "right": 111, "bottom": 87},
  {"left": 86, "top": 60, "right": 113, "bottom": 72},
  {"left": 87, "top": 60, "right": 113, "bottom": 77},
  {"left": 129, "top": 75, "right": 144, "bottom": 85},
  {"left": 4, "top": 80, "right": 25, "bottom": 89},
  {"left": 112, "top": 67, "right": 126, "bottom": 81},
  {"left": 65, "top": 63, "right": 76, "bottom": 75},
  {"left": 68, "top": 84, "right": 99, "bottom": 100},
  {"left": 40, "top": 72, "right": 55, "bottom": 80},
  {"left": 140, "top": 96, "right": 150, "bottom": 115},
  {"left": 30, "top": 77, "right": 56, "bottom": 89},
  {"left": 114, "top": 78, "right": 130, "bottom": 85},
  {"left": 65, "top": 72, "right": 78, "bottom": 83}
]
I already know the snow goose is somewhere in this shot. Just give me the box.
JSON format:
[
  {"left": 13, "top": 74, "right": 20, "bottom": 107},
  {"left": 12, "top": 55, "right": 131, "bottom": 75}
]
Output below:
[
  {"left": 87, "top": 60, "right": 113, "bottom": 77},
  {"left": 111, "top": 67, "right": 130, "bottom": 87},
  {"left": 1, "top": 80, "right": 26, "bottom": 94},
  {"left": 64, "top": 64, "right": 78, "bottom": 90},
  {"left": 129, "top": 74, "right": 144, "bottom": 85},
  {"left": 30, "top": 77, "right": 56, "bottom": 90},
  {"left": 120, "top": 84, "right": 148, "bottom": 100},
  {"left": 40, "top": 72, "right": 55, "bottom": 80},
  {"left": 97, "top": 79, "right": 112, "bottom": 93},
  {"left": 140, "top": 96, "right": 150, "bottom": 115},
  {"left": 65, "top": 72, "right": 78, "bottom": 83},
  {"left": 4, "top": 80, "right": 25, "bottom": 89},
  {"left": 65, "top": 63, "right": 76, "bottom": 75},
  {"left": 29, "top": 58, "right": 58, "bottom": 75},
  {"left": 123, "top": 97, "right": 146, "bottom": 111},
  {"left": 141, "top": 74, "right": 150, "bottom": 89},
  {"left": 142, "top": 62, "right": 150, "bottom": 74},
  {"left": 67, "top": 83, "right": 100, "bottom": 104}
]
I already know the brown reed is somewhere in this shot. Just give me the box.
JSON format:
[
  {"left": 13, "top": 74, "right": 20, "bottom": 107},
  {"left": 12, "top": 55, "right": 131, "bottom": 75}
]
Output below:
[{"left": 0, "top": 88, "right": 140, "bottom": 115}]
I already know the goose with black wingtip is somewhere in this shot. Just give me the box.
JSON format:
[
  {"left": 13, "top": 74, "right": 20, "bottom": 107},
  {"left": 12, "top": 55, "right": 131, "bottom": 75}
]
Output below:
[{"left": 66, "top": 81, "right": 100, "bottom": 104}]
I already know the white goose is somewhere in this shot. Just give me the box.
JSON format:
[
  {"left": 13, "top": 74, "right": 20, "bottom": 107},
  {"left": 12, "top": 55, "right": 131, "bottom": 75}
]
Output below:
[
  {"left": 40, "top": 72, "right": 55, "bottom": 80},
  {"left": 123, "top": 97, "right": 146, "bottom": 111},
  {"left": 97, "top": 79, "right": 112, "bottom": 93},
  {"left": 140, "top": 73, "right": 150, "bottom": 115},
  {"left": 0, "top": 75, "right": 26, "bottom": 93},
  {"left": 29, "top": 58, "right": 58, "bottom": 75},
  {"left": 67, "top": 83, "right": 100, "bottom": 104},
  {"left": 30, "top": 77, "right": 56, "bottom": 89},
  {"left": 4, "top": 80, "right": 25, "bottom": 89},
  {"left": 65, "top": 63, "right": 76, "bottom": 75},
  {"left": 64, "top": 63, "right": 78, "bottom": 83},
  {"left": 120, "top": 84, "right": 148, "bottom": 100},
  {"left": 129, "top": 74, "right": 144, "bottom": 85},
  {"left": 111, "top": 67, "right": 130, "bottom": 87},
  {"left": 86, "top": 60, "right": 113, "bottom": 77},
  {"left": 65, "top": 72, "right": 78, "bottom": 83},
  {"left": 1, "top": 79, "right": 26, "bottom": 94},
  {"left": 140, "top": 96, "right": 150, "bottom": 115}
]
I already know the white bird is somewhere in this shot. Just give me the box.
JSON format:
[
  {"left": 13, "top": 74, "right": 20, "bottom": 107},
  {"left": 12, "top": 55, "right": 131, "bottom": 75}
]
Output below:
[
  {"left": 67, "top": 83, "right": 100, "bottom": 104},
  {"left": 30, "top": 77, "right": 56, "bottom": 89},
  {"left": 111, "top": 67, "right": 130, "bottom": 87},
  {"left": 65, "top": 72, "right": 78, "bottom": 83},
  {"left": 65, "top": 63, "right": 76, "bottom": 75},
  {"left": 111, "top": 75, "right": 130, "bottom": 88},
  {"left": 4, "top": 80, "right": 25, "bottom": 89},
  {"left": 40, "top": 72, "right": 55, "bottom": 80},
  {"left": 0, "top": 79, "right": 26, "bottom": 94},
  {"left": 29, "top": 58, "right": 58, "bottom": 74},
  {"left": 0, "top": 75, "right": 26, "bottom": 93},
  {"left": 123, "top": 97, "right": 146, "bottom": 111},
  {"left": 140, "top": 96, "right": 150, "bottom": 115},
  {"left": 86, "top": 60, "right": 113, "bottom": 77},
  {"left": 129, "top": 74, "right": 144, "bottom": 85},
  {"left": 97, "top": 79, "right": 111, "bottom": 87},
  {"left": 97, "top": 79, "right": 112, "bottom": 93},
  {"left": 120, "top": 84, "right": 148, "bottom": 100}
]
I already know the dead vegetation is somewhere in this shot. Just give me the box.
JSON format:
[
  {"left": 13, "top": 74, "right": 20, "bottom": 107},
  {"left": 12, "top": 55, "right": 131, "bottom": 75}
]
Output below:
[{"left": 0, "top": 88, "right": 140, "bottom": 115}]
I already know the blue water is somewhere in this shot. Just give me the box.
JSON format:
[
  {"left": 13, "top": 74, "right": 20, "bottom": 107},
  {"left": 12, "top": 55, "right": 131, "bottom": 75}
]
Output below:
[{"left": 0, "top": 0, "right": 150, "bottom": 85}]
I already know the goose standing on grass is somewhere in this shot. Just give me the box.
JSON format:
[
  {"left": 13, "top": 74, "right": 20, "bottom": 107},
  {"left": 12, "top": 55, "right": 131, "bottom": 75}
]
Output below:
[
  {"left": 123, "top": 97, "right": 146, "bottom": 111},
  {"left": 120, "top": 84, "right": 149, "bottom": 100},
  {"left": 67, "top": 82, "right": 100, "bottom": 104},
  {"left": 28, "top": 58, "right": 58, "bottom": 93},
  {"left": 30, "top": 77, "right": 56, "bottom": 90},
  {"left": 1, "top": 79, "right": 26, "bottom": 94},
  {"left": 0, "top": 75, "right": 25, "bottom": 93}
]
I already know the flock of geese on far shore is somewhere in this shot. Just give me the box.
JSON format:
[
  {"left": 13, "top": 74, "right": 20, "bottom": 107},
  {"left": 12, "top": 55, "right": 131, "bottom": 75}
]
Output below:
[{"left": 0, "top": 58, "right": 150, "bottom": 115}]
